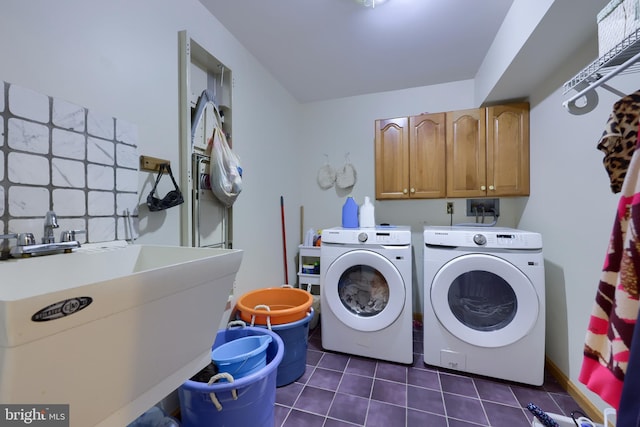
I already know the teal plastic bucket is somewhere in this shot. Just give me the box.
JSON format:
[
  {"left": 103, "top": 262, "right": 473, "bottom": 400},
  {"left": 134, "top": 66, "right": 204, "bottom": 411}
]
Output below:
[
  {"left": 178, "top": 327, "right": 284, "bottom": 427},
  {"left": 248, "top": 308, "right": 313, "bottom": 387},
  {"left": 211, "top": 334, "right": 272, "bottom": 379}
]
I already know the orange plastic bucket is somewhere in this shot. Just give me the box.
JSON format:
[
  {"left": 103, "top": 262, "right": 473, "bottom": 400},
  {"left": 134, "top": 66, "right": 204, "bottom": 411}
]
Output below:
[{"left": 237, "top": 287, "right": 313, "bottom": 326}]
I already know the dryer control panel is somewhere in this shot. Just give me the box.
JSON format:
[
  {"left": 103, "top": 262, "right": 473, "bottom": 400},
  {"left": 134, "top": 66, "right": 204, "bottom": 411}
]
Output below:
[{"left": 424, "top": 226, "right": 542, "bottom": 250}]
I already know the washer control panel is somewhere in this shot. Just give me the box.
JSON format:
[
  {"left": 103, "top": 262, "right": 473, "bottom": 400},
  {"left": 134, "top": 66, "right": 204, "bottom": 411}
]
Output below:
[{"left": 322, "top": 226, "right": 411, "bottom": 245}]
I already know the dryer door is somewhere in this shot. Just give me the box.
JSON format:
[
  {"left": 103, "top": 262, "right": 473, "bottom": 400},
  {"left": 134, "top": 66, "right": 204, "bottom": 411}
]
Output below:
[
  {"left": 324, "top": 249, "right": 405, "bottom": 332},
  {"left": 430, "top": 253, "right": 539, "bottom": 348}
]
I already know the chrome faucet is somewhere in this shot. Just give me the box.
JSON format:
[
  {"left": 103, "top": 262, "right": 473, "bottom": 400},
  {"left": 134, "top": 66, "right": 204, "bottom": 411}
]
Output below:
[
  {"left": 0, "top": 212, "right": 83, "bottom": 258},
  {"left": 42, "top": 211, "right": 59, "bottom": 244}
]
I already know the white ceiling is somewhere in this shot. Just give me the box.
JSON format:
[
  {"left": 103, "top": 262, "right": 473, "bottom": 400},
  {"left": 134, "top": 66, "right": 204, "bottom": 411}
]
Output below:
[{"left": 199, "top": 0, "right": 608, "bottom": 104}]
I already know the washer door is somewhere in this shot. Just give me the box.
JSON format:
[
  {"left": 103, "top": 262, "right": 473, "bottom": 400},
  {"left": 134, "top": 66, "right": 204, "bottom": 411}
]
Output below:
[
  {"left": 430, "top": 253, "right": 539, "bottom": 348},
  {"left": 324, "top": 249, "right": 405, "bottom": 332}
]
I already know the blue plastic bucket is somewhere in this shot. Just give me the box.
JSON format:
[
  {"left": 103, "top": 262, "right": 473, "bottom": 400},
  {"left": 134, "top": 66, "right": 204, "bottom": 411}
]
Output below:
[
  {"left": 178, "top": 327, "right": 284, "bottom": 427},
  {"left": 251, "top": 308, "right": 313, "bottom": 387},
  {"left": 211, "top": 334, "right": 272, "bottom": 379}
]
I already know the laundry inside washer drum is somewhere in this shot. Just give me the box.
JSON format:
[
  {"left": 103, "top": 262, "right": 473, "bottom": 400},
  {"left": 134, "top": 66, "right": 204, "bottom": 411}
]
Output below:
[{"left": 339, "top": 267, "right": 389, "bottom": 315}]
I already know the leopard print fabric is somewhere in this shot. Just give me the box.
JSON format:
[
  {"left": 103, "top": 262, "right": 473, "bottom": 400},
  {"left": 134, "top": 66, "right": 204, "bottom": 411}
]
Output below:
[{"left": 597, "top": 92, "right": 640, "bottom": 193}]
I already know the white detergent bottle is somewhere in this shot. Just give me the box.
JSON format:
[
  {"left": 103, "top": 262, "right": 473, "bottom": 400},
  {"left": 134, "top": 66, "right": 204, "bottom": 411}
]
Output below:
[
  {"left": 359, "top": 196, "right": 375, "bottom": 228},
  {"left": 304, "top": 228, "right": 315, "bottom": 246}
]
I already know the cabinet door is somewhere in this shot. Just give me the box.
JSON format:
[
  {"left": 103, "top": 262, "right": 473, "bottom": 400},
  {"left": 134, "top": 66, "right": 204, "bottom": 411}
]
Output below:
[
  {"left": 446, "top": 108, "right": 486, "bottom": 198},
  {"left": 486, "top": 103, "right": 530, "bottom": 196},
  {"left": 410, "top": 113, "right": 446, "bottom": 198},
  {"left": 375, "top": 117, "right": 409, "bottom": 199}
]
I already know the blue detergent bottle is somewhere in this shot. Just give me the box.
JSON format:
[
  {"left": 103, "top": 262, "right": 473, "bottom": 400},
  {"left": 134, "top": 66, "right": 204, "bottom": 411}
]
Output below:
[{"left": 342, "top": 196, "right": 359, "bottom": 228}]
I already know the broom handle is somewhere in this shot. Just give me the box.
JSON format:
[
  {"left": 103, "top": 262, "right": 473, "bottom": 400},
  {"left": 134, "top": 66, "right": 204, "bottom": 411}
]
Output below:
[{"left": 280, "top": 196, "right": 288, "bottom": 284}]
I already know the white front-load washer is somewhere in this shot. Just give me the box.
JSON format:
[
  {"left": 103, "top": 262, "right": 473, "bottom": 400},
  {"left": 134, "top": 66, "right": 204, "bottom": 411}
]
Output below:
[
  {"left": 321, "top": 226, "right": 413, "bottom": 364},
  {"left": 423, "top": 225, "right": 545, "bottom": 385}
]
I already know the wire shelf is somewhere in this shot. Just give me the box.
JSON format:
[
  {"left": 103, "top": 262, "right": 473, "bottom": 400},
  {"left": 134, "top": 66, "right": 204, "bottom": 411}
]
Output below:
[
  {"left": 561, "top": 28, "right": 640, "bottom": 114},
  {"left": 563, "top": 28, "right": 640, "bottom": 95}
]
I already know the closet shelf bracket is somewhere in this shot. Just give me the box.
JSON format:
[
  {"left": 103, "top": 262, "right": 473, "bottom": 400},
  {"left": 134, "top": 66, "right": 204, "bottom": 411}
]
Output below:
[{"left": 562, "top": 28, "right": 640, "bottom": 115}]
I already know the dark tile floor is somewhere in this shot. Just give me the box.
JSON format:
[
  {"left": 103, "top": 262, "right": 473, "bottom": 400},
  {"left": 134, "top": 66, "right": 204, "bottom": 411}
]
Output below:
[{"left": 274, "top": 323, "right": 585, "bottom": 427}]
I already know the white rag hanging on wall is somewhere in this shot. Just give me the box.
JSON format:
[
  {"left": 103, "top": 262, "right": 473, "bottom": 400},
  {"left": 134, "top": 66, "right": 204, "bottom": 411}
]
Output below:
[
  {"left": 335, "top": 153, "right": 357, "bottom": 191},
  {"left": 317, "top": 154, "right": 336, "bottom": 190}
]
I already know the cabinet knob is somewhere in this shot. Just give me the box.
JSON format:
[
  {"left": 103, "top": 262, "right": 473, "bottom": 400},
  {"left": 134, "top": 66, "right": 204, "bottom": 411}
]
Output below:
[
  {"left": 410, "top": 187, "right": 415, "bottom": 193},
  {"left": 489, "top": 185, "right": 495, "bottom": 191},
  {"left": 481, "top": 185, "right": 486, "bottom": 191},
  {"left": 403, "top": 188, "right": 408, "bottom": 194}
]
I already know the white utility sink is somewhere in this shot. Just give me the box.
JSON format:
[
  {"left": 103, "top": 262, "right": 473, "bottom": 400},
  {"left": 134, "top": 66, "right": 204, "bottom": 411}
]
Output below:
[{"left": 0, "top": 241, "right": 243, "bottom": 427}]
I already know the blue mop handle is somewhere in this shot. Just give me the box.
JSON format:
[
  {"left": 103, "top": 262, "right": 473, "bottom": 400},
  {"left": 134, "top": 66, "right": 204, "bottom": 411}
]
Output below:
[{"left": 527, "top": 403, "right": 560, "bottom": 427}]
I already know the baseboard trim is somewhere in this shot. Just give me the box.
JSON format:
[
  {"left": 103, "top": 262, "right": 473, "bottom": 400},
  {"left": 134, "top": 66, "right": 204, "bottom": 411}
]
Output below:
[{"left": 545, "top": 357, "right": 604, "bottom": 424}]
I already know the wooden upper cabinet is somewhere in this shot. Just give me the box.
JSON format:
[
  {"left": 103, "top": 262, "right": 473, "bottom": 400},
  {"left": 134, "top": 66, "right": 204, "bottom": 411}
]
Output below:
[
  {"left": 486, "top": 103, "right": 530, "bottom": 196},
  {"left": 374, "top": 103, "right": 529, "bottom": 200},
  {"left": 375, "top": 117, "right": 409, "bottom": 199},
  {"left": 375, "top": 114, "right": 445, "bottom": 200},
  {"left": 410, "top": 113, "right": 446, "bottom": 198},
  {"left": 446, "top": 108, "right": 486, "bottom": 198},
  {"left": 446, "top": 103, "right": 530, "bottom": 198}
]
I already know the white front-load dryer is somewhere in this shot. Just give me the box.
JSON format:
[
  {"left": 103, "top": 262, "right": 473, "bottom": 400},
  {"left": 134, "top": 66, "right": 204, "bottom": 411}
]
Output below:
[
  {"left": 423, "top": 226, "right": 545, "bottom": 385},
  {"left": 321, "top": 226, "right": 413, "bottom": 364}
]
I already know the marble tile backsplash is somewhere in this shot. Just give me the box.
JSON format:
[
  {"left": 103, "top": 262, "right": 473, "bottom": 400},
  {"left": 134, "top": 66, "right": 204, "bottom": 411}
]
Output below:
[{"left": 0, "top": 80, "right": 139, "bottom": 244}]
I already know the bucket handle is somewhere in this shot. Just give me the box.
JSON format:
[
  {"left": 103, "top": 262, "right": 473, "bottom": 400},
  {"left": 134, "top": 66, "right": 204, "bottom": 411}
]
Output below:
[
  {"left": 207, "top": 373, "right": 238, "bottom": 411},
  {"left": 251, "top": 304, "right": 272, "bottom": 330},
  {"left": 226, "top": 320, "right": 246, "bottom": 329}
]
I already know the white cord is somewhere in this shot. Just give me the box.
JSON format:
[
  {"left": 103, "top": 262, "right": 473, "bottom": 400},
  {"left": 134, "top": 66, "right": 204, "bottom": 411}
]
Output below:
[
  {"left": 207, "top": 373, "right": 237, "bottom": 411},
  {"left": 251, "top": 304, "right": 272, "bottom": 330}
]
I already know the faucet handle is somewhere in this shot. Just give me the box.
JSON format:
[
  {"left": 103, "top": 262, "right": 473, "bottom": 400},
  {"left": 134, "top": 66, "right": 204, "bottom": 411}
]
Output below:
[
  {"left": 60, "top": 229, "right": 86, "bottom": 242},
  {"left": 16, "top": 233, "right": 36, "bottom": 246},
  {"left": 2, "top": 233, "right": 36, "bottom": 246}
]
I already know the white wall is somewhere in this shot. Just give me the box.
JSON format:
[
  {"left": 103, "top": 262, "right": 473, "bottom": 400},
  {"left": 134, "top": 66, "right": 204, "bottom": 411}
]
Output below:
[{"left": 475, "top": 0, "right": 554, "bottom": 103}]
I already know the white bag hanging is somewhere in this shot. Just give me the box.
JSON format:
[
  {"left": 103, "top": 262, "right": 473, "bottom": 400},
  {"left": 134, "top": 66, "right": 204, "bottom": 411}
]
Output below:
[
  {"left": 317, "top": 155, "right": 336, "bottom": 190},
  {"left": 209, "top": 123, "right": 242, "bottom": 207},
  {"left": 336, "top": 153, "right": 357, "bottom": 190}
]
